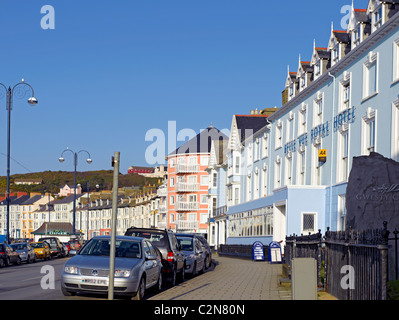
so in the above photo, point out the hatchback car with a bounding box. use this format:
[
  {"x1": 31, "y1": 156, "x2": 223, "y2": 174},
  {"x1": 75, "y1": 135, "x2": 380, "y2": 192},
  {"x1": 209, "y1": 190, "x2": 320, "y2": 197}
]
[
  {"x1": 31, "y1": 242, "x2": 51, "y2": 260},
  {"x1": 176, "y1": 233, "x2": 212, "y2": 269},
  {"x1": 10, "y1": 242, "x2": 36, "y2": 264},
  {"x1": 38, "y1": 237, "x2": 64, "y2": 258},
  {"x1": 125, "y1": 228, "x2": 186, "y2": 286},
  {"x1": 177, "y1": 236, "x2": 206, "y2": 277},
  {"x1": 61, "y1": 236, "x2": 162, "y2": 300},
  {"x1": 0, "y1": 243, "x2": 21, "y2": 266}
]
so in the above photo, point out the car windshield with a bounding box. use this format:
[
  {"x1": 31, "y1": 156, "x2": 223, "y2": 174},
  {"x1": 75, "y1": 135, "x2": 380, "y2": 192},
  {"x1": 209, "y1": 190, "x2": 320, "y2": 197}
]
[
  {"x1": 79, "y1": 239, "x2": 142, "y2": 259},
  {"x1": 11, "y1": 244, "x2": 27, "y2": 250},
  {"x1": 177, "y1": 237, "x2": 194, "y2": 251},
  {"x1": 128, "y1": 231, "x2": 167, "y2": 249},
  {"x1": 31, "y1": 243, "x2": 45, "y2": 249}
]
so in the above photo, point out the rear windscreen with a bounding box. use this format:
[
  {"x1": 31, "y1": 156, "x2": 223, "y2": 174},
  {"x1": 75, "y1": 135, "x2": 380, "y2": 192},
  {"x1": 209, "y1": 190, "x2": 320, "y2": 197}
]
[{"x1": 127, "y1": 231, "x2": 167, "y2": 249}]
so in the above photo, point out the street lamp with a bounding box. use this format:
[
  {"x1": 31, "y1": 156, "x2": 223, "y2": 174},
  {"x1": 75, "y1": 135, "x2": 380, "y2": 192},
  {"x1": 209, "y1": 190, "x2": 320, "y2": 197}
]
[
  {"x1": 0, "y1": 80, "x2": 38, "y2": 244},
  {"x1": 58, "y1": 148, "x2": 92, "y2": 237}
]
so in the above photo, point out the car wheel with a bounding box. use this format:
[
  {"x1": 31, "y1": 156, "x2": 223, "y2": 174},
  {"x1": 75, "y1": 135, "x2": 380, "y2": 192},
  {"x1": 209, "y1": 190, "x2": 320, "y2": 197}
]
[
  {"x1": 205, "y1": 255, "x2": 210, "y2": 269},
  {"x1": 133, "y1": 277, "x2": 146, "y2": 300},
  {"x1": 5, "y1": 257, "x2": 10, "y2": 267},
  {"x1": 200, "y1": 260, "x2": 206, "y2": 274},
  {"x1": 179, "y1": 265, "x2": 185, "y2": 283},
  {"x1": 192, "y1": 262, "x2": 198, "y2": 277},
  {"x1": 0, "y1": 258, "x2": 4, "y2": 268},
  {"x1": 170, "y1": 267, "x2": 177, "y2": 287},
  {"x1": 16, "y1": 257, "x2": 21, "y2": 265}
]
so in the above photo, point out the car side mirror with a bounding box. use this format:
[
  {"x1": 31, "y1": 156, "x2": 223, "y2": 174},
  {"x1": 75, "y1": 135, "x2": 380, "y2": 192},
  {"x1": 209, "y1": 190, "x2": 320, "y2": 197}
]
[
  {"x1": 146, "y1": 254, "x2": 157, "y2": 261},
  {"x1": 178, "y1": 244, "x2": 182, "y2": 251},
  {"x1": 69, "y1": 250, "x2": 77, "y2": 256}
]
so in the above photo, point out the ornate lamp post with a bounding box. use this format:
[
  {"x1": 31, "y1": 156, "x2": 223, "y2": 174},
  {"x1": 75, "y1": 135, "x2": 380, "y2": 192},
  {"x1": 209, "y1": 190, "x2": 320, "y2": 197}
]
[
  {"x1": 59, "y1": 148, "x2": 92, "y2": 237},
  {"x1": 0, "y1": 80, "x2": 38, "y2": 243}
]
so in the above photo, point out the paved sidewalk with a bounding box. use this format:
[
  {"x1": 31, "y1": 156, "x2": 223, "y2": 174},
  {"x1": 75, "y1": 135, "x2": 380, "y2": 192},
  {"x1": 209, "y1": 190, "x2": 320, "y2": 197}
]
[{"x1": 149, "y1": 255, "x2": 291, "y2": 300}]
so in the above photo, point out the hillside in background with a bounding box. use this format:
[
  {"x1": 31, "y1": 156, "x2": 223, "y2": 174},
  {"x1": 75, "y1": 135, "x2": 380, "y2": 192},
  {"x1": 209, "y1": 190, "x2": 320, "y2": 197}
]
[{"x1": 0, "y1": 171, "x2": 162, "y2": 195}]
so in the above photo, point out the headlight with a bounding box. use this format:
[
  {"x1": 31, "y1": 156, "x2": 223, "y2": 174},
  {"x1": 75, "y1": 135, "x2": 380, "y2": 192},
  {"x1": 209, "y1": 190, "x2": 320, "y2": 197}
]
[
  {"x1": 187, "y1": 254, "x2": 194, "y2": 260},
  {"x1": 64, "y1": 266, "x2": 79, "y2": 274},
  {"x1": 115, "y1": 269, "x2": 131, "y2": 278}
]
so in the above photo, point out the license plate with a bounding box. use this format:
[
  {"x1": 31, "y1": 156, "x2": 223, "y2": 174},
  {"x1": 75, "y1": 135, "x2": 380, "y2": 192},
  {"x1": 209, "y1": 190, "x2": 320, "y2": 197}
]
[{"x1": 82, "y1": 278, "x2": 108, "y2": 285}]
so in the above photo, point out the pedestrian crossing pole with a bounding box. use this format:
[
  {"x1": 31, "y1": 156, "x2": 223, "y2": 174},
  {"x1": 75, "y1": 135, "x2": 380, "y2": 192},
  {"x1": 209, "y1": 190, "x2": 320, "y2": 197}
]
[{"x1": 108, "y1": 152, "x2": 120, "y2": 300}]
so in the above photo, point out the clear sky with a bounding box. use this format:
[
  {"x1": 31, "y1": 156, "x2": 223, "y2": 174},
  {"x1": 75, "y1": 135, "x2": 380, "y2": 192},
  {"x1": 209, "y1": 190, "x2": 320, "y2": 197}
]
[{"x1": 0, "y1": 0, "x2": 369, "y2": 175}]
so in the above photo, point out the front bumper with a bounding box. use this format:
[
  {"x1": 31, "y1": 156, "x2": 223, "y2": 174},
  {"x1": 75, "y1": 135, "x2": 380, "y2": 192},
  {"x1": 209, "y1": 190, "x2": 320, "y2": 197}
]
[{"x1": 61, "y1": 273, "x2": 140, "y2": 296}]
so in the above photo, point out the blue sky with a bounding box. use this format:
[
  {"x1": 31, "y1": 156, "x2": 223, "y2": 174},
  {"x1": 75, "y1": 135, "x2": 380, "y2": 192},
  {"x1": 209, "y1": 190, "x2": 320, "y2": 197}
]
[{"x1": 0, "y1": 0, "x2": 369, "y2": 175}]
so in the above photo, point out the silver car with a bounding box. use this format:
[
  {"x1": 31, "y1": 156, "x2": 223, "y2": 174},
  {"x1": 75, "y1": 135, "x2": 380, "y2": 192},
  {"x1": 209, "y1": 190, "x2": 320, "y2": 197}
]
[
  {"x1": 10, "y1": 242, "x2": 36, "y2": 264},
  {"x1": 177, "y1": 236, "x2": 206, "y2": 277},
  {"x1": 61, "y1": 236, "x2": 162, "y2": 299}
]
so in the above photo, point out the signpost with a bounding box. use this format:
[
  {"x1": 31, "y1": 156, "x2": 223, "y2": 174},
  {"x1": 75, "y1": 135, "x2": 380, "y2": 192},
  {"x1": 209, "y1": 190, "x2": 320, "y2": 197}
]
[
  {"x1": 268, "y1": 241, "x2": 282, "y2": 264},
  {"x1": 252, "y1": 241, "x2": 265, "y2": 261}
]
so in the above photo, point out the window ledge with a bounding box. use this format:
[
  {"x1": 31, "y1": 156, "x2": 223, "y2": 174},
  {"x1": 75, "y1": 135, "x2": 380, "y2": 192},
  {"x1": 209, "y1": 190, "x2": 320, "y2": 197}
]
[
  {"x1": 391, "y1": 78, "x2": 399, "y2": 87},
  {"x1": 361, "y1": 92, "x2": 378, "y2": 103}
]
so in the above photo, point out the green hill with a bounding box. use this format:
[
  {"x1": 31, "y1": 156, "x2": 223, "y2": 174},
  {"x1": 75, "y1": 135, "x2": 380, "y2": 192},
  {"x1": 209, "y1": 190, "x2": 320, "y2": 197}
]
[{"x1": 0, "y1": 171, "x2": 162, "y2": 194}]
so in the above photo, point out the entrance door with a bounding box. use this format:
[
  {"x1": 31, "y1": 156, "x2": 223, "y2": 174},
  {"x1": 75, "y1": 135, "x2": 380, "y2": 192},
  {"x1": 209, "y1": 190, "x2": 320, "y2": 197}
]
[{"x1": 274, "y1": 202, "x2": 287, "y2": 247}]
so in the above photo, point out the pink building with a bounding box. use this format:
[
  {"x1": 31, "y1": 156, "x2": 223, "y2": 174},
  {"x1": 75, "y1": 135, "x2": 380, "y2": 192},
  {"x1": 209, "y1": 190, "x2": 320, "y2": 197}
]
[
  {"x1": 58, "y1": 184, "x2": 82, "y2": 197},
  {"x1": 166, "y1": 126, "x2": 228, "y2": 236}
]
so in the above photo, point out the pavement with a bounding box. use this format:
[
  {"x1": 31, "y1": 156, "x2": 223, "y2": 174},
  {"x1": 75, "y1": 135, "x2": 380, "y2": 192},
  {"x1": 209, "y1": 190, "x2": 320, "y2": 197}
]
[{"x1": 149, "y1": 255, "x2": 292, "y2": 300}]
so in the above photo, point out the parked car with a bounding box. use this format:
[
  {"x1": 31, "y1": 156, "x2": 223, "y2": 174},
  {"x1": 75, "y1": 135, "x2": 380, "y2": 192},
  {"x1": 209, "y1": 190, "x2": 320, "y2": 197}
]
[
  {"x1": 0, "y1": 243, "x2": 21, "y2": 266},
  {"x1": 62, "y1": 243, "x2": 69, "y2": 257},
  {"x1": 125, "y1": 227, "x2": 186, "y2": 286},
  {"x1": 10, "y1": 242, "x2": 36, "y2": 264},
  {"x1": 176, "y1": 235, "x2": 206, "y2": 277},
  {"x1": 30, "y1": 242, "x2": 51, "y2": 260},
  {"x1": 68, "y1": 239, "x2": 81, "y2": 251},
  {"x1": 38, "y1": 237, "x2": 64, "y2": 258},
  {"x1": 61, "y1": 236, "x2": 163, "y2": 300},
  {"x1": 176, "y1": 233, "x2": 212, "y2": 269}
]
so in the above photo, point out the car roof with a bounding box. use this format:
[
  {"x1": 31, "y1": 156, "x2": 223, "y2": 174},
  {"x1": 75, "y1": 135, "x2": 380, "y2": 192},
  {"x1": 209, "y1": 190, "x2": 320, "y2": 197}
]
[
  {"x1": 126, "y1": 227, "x2": 170, "y2": 234},
  {"x1": 92, "y1": 235, "x2": 143, "y2": 242}
]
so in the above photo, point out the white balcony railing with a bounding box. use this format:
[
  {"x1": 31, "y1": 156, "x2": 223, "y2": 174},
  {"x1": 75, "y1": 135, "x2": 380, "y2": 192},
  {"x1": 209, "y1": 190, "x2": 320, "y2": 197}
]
[
  {"x1": 176, "y1": 183, "x2": 199, "y2": 193},
  {"x1": 158, "y1": 204, "x2": 167, "y2": 213},
  {"x1": 176, "y1": 164, "x2": 200, "y2": 174},
  {"x1": 176, "y1": 220, "x2": 199, "y2": 231},
  {"x1": 175, "y1": 201, "x2": 199, "y2": 212}
]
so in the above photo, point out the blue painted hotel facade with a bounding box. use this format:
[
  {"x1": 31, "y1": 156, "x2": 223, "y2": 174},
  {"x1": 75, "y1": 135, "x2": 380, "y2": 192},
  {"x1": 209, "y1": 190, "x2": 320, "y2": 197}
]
[{"x1": 209, "y1": 1, "x2": 399, "y2": 248}]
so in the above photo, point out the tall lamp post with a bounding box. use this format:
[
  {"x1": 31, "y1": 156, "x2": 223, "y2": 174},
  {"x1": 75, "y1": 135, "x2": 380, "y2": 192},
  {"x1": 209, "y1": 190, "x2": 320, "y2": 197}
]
[
  {"x1": 0, "y1": 80, "x2": 38, "y2": 244},
  {"x1": 59, "y1": 148, "x2": 92, "y2": 237}
]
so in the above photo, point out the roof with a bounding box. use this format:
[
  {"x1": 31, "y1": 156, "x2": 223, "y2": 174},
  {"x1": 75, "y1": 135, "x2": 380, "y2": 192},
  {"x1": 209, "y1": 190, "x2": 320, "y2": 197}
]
[
  {"x1": 52, "y1": 194, "x2": 83, "y2": 205},
  {"x1": 168, "y1": 126, "x2": 228, "y2": 156},
  {"x1": 333, "y1": 30, "x2": 351, "y2": 43},
  {"x1": 32, "y1": 222, "x2": 83, "y2": 236},
  {"x1": 21, "y1": 195, "x2": 44, "y2": 205},
  {"x1": 235, "y1": 115, "x2": 270, "y2": 142},
  {"x1": 354, "y1": 9, "x2": 371, "y2": 24}
]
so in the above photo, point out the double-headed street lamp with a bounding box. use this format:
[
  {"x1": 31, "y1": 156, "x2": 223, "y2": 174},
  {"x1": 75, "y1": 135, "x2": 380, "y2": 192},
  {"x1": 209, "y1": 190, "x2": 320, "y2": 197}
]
[
  {"x1": 59, "y1": 148, "x2": 92, "y2": 237},
  {"x1": 0, "y1": 80, "x2": 38, "y2": 244}
]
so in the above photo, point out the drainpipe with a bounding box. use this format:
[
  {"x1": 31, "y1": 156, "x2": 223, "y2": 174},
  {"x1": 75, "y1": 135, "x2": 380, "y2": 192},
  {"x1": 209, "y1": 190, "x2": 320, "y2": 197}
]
[{"x1": 328, "y1": 72, "x2": 336, "y2": 231}]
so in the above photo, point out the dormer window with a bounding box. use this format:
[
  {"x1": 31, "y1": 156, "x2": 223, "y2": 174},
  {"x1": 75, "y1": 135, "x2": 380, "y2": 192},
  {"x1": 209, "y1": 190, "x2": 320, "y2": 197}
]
[
  {"x1": 300, "y1": 74, "x2": 306, "y2": 89},
  {"x1": 332, "y1": 44, "x2": 339, "y2": 63},
  {"x1": 314, "y1": 60, "x2": 321, "y2": 77},
  {"x1": 353, "y1": 25, "x2": 361, "y2": 47},
  {"x1": 373, "y1": 5, "x2": 383, "y2": 31}
]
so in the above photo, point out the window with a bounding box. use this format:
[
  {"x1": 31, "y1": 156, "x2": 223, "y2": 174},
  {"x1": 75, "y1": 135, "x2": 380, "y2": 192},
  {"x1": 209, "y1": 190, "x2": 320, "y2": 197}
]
[
  {"x1": 200, "y1": 175, "x2": 208, "y2": 186},
  {"x1": 338, "y1": 195, "x2": 347, "y2": 231},
  {"x1": 302, "y1": 213, "x2": 317, "y2": 234},
  {"x1": 275, "y1": 121, "x2": 283, "y2": 149},
  {"x1": 262, "y1": 133, "x2": 269, "y2": 158},
  {"x1": 362, "y1": 108, "x2": 376, "y2": 155},
  {"x1": 363, "y1": 52, "x2": 378, "y2": 99},
  {"x1": 200, "y1": 195, "x2": 208, "y2": 204},
  {"x1": 285, "y1": 157, "x2": 292, "y2": 186},
  {"x1": 254, "y1": 139, "x2": 260, "y2": 161},
  {"x1": 298, "y1": 105, "x2": 307, "y2": 135},
  {"x1": 234, "y1": 155, "x2": 240, "y2": 175},
  {"x1": 340, "y1": 74, "x2": 351, "y2": 112},
  {"x1": 373, "y1": 5, "x2": 383, "y2": 32},
  {"x1": 170, "y1": 196, "x2": 175, "y2": 205},
  {"x1": 312, "y1": 144, "x2": 322, "y2": 185},
  {"x1": 298, "y1": 150, "x2": 306, "y2": 185},
  {"x1": 261, "y1": 166, "x2": 267, "y2": 197},
  {"x1": 338, "y1": 130, "x2": 349, "y2": 182},
  {"x1": 353, "y1": 25, "x2": 361, "y2": 48},
  {"x1": 314, "y1": 59, "x2": 321, "y2": 77},
  {"x1": 314, "y1": 93, "x2": 323, "y2": 127},
  {"x1": 300, "y1": 74, "x2": 306, "y2": 90},
  {"x1": 253, "y1": 169, "x2": 260, "y2": 200},
  {"x1": 332, "y1": 44, "x2": 339, "y2": 64},
  {"x1": 170, "y1": 177, "x2": 175, "y2": 187},
  {"x1": 274, "y1": 158, "x2": 281, "y2": 189},
  {"x1": 247, "y1": 173, "x2": 252, "y2": 202},
  {"x1": 213, "y1": 172, "x2": 217, "y2": 188},
  {"x1": 234, "y1": 187, "x2": 240, "y2": 205},
  {"x1": 393, "y1": 38, "x2": 399, "y2": 82},
  {"x1": 170, "y1": 159, "x2": 175, "y2": 168}
]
